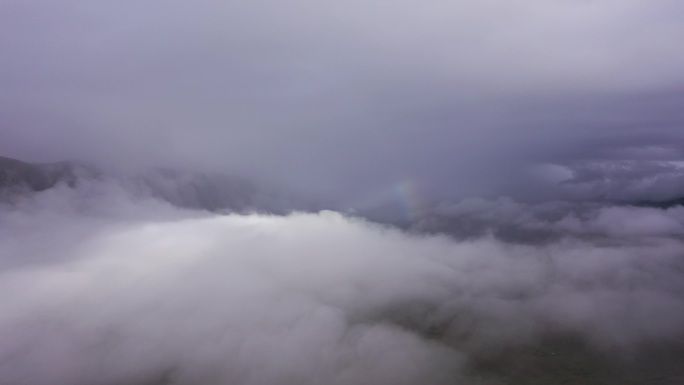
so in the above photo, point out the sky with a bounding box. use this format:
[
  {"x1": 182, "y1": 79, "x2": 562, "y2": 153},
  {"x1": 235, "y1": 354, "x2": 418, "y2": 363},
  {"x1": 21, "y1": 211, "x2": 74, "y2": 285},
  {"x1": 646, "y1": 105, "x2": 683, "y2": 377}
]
[{"x1": 2, "y1": 0, "x2": 684, "y2": 205}]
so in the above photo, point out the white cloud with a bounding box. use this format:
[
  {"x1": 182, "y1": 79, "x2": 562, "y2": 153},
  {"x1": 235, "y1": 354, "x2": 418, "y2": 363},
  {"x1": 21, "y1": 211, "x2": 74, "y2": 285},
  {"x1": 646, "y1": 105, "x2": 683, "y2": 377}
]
[{"x1": 1, "y1": 189, "x2": 684, "y2": 384}]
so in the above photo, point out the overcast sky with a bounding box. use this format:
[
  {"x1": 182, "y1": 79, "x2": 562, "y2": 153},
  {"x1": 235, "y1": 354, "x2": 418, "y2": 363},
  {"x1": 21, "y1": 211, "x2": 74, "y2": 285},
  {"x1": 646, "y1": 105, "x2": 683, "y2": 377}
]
[{"x1": 2, "y1": 0, "x2": 684, "y2": 204}]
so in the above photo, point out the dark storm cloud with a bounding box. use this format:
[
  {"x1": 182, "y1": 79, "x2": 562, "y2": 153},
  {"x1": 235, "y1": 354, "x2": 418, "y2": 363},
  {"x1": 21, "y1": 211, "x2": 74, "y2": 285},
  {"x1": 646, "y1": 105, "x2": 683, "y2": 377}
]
[{"x1": 2, "y1": 0, "x2": 684, "y2": 203}]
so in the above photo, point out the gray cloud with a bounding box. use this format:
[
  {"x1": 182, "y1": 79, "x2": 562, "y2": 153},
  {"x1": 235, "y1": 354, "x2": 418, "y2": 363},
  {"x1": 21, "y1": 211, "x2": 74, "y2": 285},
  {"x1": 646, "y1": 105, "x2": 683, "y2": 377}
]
[
  {"x1": 2, "y1": 1, "x2": 684, "y2": 204},
  {"x1": 419, "y1": 197, "x2": 684, "y2": 244}
]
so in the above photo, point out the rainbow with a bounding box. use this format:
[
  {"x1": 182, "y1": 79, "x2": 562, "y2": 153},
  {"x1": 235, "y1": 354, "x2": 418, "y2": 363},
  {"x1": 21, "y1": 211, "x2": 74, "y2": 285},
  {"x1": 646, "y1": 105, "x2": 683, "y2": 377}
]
[
  {"x1": 346, "y1": 179, "x2": 428, "y2": 222},
  {"x1": 391, "y1": 179, "x2": 427, "y2": 221}
]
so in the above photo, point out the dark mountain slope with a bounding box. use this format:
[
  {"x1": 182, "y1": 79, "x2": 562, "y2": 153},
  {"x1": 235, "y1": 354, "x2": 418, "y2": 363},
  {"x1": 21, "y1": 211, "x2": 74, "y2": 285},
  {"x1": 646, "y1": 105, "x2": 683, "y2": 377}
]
[{"x1": 0, "y1": 156, "x2": 306, "y2": 213}]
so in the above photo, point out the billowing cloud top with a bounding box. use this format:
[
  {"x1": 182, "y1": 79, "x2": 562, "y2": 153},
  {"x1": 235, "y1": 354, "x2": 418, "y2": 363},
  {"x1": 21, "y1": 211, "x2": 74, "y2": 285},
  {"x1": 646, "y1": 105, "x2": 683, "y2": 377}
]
[{"x1": 2, "y1": 185, "x2": 684, "y2": 384}]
